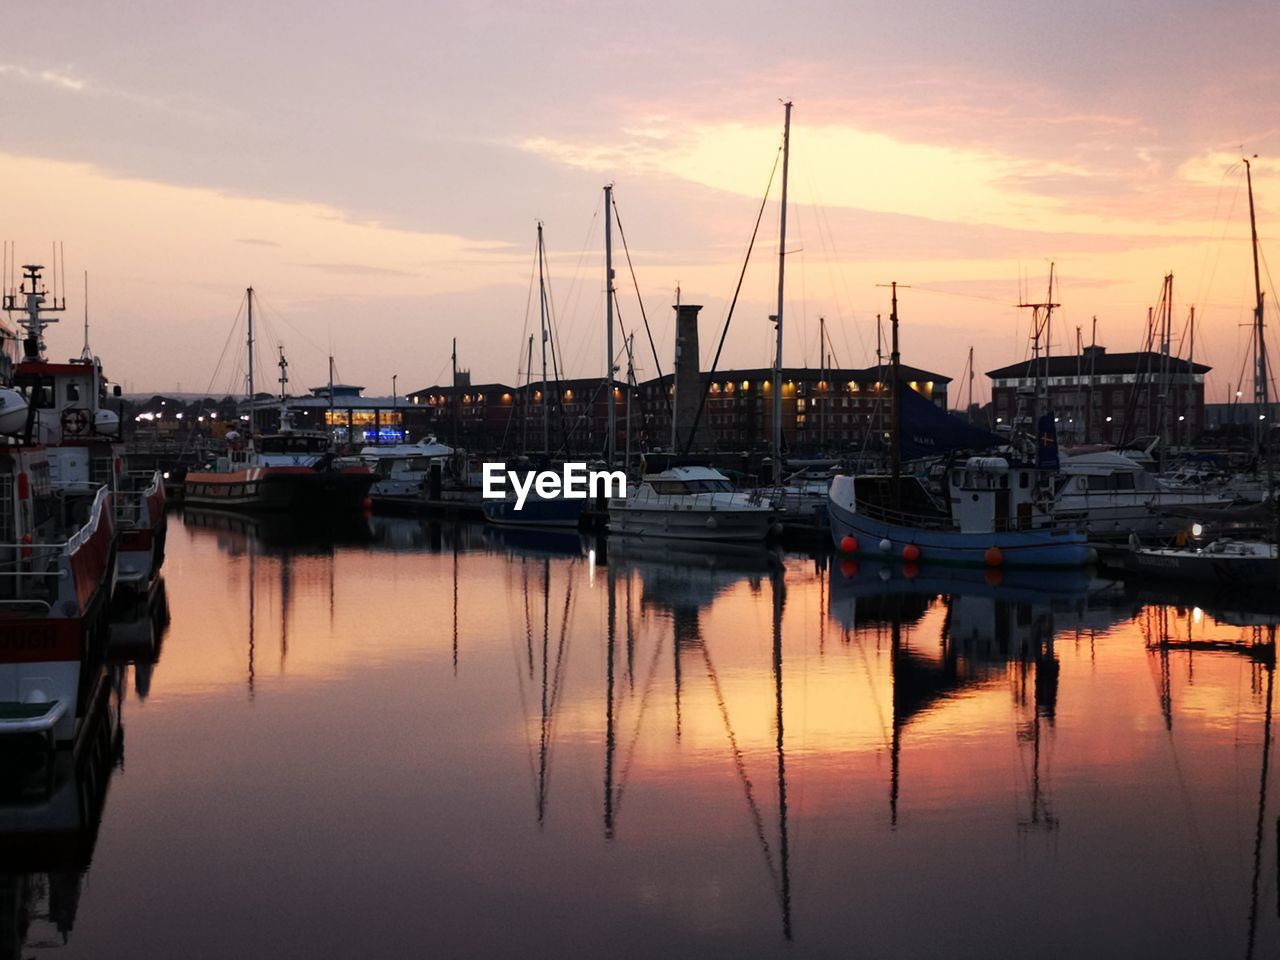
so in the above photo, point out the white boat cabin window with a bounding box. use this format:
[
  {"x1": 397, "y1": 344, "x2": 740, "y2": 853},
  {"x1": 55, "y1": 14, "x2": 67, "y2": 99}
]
[
  {"x1": 1019, "y1": 471, "x2": 1029, "y2": 488},
  {"x1": 1085, "y1": 473, "x2": 1136, "y2": 491},
  {"x1": 408, "y1": 457, "x2": 438, "y2": 471},
  {"x1": 649, "y1": 478, "x2": 734, "y2": 495}
]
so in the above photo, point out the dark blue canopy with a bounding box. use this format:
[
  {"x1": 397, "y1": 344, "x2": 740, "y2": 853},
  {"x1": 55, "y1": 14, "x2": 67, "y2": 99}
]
[{"x1": 898, "y1": 383, "x2": 1002, "y2": 459}]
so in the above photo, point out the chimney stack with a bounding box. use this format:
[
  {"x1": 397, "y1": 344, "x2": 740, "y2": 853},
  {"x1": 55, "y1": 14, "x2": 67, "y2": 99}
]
[{"x1": 673, "y1": 303, "x2": 711, "y2": 452}]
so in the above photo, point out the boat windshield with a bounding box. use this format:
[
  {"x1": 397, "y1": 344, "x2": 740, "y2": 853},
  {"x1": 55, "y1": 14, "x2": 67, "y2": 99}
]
[{"x1": 258, "y1": 435, "x2": 330, "y2": 455}]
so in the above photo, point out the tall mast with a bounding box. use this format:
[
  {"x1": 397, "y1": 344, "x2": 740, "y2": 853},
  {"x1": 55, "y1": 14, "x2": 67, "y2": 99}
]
[
  {"x1": 524, "y1": 334, "x2": 533, "y2": 454},
  {"x1": 819, "y1": 315, "x2": 827, "y2": 448},
  {"x1": 604, "y1": 184, "x2": 617, "y2": 466},
  {"x1": 889, "y1": 282, "x2": 901, "y2": 493},
  {"x1": 967, "y1": 345, "x2": 975, "y2": 418},
  {"x1": 247, "y1": 286, "x2": 255, "y2": 434},
  {"x1": 625, "y1": 332, "x2": 635, "y2": 472},
  {"x1": 1187, "y1": 305, "x2": 1195, "y2": 447},
  {"x1": 1245, "y1": 158, "x2": 1268, "y2": 414},
  {"x1": 452, "y1": 337, "x2": 459, "y2": 449},
  {"x1": 538, "y1": 222, "x2": 549, "y2": 455},
  {"x1": 773, "y1": 100, "x2": 793, "y2": 480}
]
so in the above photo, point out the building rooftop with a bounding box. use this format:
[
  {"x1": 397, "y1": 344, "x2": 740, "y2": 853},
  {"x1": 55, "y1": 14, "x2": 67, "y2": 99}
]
[{"x1": 987, "y1": 347, "x2": 1210, "y2": 379}]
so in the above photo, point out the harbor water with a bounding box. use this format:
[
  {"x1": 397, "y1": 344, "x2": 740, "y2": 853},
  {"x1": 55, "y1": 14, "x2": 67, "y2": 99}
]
[{"x1": 7, "y1": 509, "x2": 1280, "y2": 958}]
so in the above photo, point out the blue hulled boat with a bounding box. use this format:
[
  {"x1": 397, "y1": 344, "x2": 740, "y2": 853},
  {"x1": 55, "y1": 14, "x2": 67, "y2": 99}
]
[
  {"x1": 480, "y1": 491, "x2": 585, "y2": 529},
  {"x1": 829, "y1": 471, "x2": 1090, "y2": 568}
]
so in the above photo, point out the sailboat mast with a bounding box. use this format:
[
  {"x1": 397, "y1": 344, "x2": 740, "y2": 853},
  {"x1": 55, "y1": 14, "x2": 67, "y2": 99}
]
[
  {"x1": 967, "y1": 345, "x2": 975, "y2": 418},
  {"x1": 538, "y1": 222, "x2": 549, "y2": 455},
  {"x1": 1187, "y1": 305, "x2": 1195, "y2": 447},
  {"x1": 819, "y1": 316, "x2": 827, "y2": 448},
  {"x1": 524, "y1": 334, "x2": 533, "y2": 454},
  {"x1": 247, "y1": 286, "x2": 255, "y2": 434},
  {"x1": 1245, "y1": 158, "x2": 1268, "y2": 411},
  {"x1": 889, "y1": 282, "x2": 901, "y2": 490},
  {"x1": 773, "y1": 100, "x2": 792, "y2": 480},
  {"x1": 625, "y1": 332, "x2": 635, "y2": 473},
  {"x1": 604, "y1": 184, "x2": 617, "y2": 466}
]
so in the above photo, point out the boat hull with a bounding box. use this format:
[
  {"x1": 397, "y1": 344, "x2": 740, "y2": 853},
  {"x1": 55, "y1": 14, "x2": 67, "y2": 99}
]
[
  {"x1": 607, "y1": 503, "x2": 777, "y2": 542},
  {"x1": 114, "y1": 472, "x2": 168, "y2": 598},
  {"x1": 828, "y1": 492, "x2": 1090, "y2": 568},
  {"x1": 184, "y1": 467, "x2": 375, "y2": 513},
  {"x1": 1124, "y1": 549, "x2": 1279, "y2": 586},
  {"x1": 481, "y1": 497, "x2": 585, "y2": 529}
]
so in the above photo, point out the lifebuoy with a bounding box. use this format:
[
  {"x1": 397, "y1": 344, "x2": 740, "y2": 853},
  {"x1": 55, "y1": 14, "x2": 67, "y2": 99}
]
[{"x1": 61, "y1": 407, "x2": 91, "y2": 437}]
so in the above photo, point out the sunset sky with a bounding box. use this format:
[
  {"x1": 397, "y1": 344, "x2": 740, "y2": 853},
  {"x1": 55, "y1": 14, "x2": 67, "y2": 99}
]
[{"x1": 3, "y1": 0, "x2": 1279, "y2": 403}]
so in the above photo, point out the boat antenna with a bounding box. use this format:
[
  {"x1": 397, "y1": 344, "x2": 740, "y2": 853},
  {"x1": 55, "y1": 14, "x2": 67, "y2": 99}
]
[
  {"x1": 4, "y1": 262, "x2": 66, "y2": 361},
  {"x1": 328, "y1": 354, "x2": 335, "y2": 440},
  {"x1": 1016, "y1": 263, "x2": 1059, "y2": 441},
  {"x1": 277, "y1": 344, "x2": 292, "y2": 432},
  {"x1": 81, "y1": 270, "x2": 92, "y2": 360}
]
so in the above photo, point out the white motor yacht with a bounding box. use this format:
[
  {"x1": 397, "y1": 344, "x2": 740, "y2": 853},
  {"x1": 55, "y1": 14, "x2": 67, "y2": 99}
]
[
  {"x1": 607, "y1": 465, "x2": 779, "y2": 542},
  {"x1": 1053, "y1": 449, "x2": 1233, "y2": 539},
  {"x1": 359, "y1": 436, "x2": 454, "y2": 508}
]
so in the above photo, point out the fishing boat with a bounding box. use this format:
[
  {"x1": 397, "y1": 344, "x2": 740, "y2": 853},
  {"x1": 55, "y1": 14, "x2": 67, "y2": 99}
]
[
  {"x1": 0, "y1": 443, "x2": 116, "y2": 747},
  {"x1": 184, "y1": 421, "x2": 375, "y2": 511},
  {"x1": 5, "y1": 262, "x2": 166, "y2": 597},
  {"x1": 829, "y1": 462, "x2": 1091, "y2": 568},
  {"x1": 359, "y1": 436, "x2": 453, "y2": 509},
  {"x1": 607, "y1": 463, "x2": 779, "y2": 542},
  {"x1": 829, "y1": 287, "x2": 1090, "y2": 568},
  {"x1": 183, "y1": 292, "x2": 374, "y2": 513}
]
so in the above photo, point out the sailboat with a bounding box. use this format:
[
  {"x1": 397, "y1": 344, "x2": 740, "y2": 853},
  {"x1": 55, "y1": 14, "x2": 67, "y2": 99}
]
[
  {"x1": 1121, "y1": 157, "x2": 1277, "y2": 573},
  {"x1": 827, "y1": 285, "x2": 1091, "y2": 568},
  {"x1": 183, "y1": 289, "x2": 375, "y2": 512},
  {"x1": 481, "y1": 216, "x2": 601, "y2": 530}
]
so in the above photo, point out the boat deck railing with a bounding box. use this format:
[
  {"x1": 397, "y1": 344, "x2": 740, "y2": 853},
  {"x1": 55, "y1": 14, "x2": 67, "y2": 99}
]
[
  {"x1": 854, "y1": 498, "x2": 958, "y2": 531},
  {"x1": 627, "y1": 490, "x2": 777, "y2": 511},
  {"x1": 0, "y1": 541, "x2": 70, "y2": 603}
]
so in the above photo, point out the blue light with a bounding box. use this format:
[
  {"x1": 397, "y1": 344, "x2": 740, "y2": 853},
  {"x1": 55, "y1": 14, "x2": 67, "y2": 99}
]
[{"x1": 362, "y1": 427, "x2": 405, "y2": 443}]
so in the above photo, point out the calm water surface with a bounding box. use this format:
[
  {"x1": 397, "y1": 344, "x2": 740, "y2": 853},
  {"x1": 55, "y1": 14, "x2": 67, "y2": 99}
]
[{"x1": 6, "y1": 510, "x2": 1280, "y2": 958}]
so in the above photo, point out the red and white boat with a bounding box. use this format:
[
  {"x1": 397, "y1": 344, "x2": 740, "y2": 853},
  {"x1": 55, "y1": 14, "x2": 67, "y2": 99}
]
[
  {"x1": 0, "y1": 442, "x2": 116, "y2": 746},
  {"x1": 183, "y1": 291, "x2": 374, "y2": 512},
  {"x1": 5, "y1": 263, "x2": 166, "y2": 597}
]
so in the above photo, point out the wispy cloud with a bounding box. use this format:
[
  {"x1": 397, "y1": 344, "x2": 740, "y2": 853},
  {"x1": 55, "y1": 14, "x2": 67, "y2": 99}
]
[
  {"x1": 0, "y1": 63, "x2": 88, "y2": 93},
  {"x1": 300, "y1": 262, "x2": 421, "y2": 278}
]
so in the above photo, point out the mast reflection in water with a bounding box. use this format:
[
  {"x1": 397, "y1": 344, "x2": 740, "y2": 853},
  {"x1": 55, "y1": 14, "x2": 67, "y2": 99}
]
[{"x1": 2, "y1": 512, "x2": 1278, "y2": 958}]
